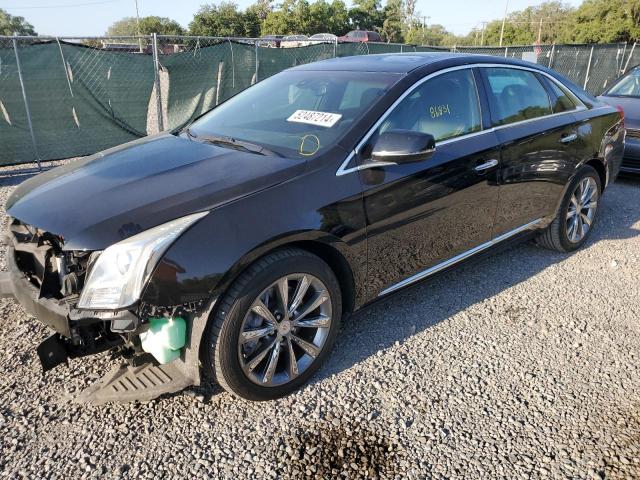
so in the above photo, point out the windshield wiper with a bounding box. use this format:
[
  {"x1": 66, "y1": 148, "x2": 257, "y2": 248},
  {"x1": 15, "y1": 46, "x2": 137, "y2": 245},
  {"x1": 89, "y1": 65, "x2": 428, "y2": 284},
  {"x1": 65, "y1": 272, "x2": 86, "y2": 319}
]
[{"x1": 184, "y1": 128, "x2": 280, "y2": 157}]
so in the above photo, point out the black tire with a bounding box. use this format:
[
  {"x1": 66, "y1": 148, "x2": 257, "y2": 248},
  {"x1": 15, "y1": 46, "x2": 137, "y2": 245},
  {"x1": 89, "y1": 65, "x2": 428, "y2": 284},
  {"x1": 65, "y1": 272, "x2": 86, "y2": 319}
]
[
  {"x1": 202, "y1": 248, "x2": 342, "y2": 401},
  {"x1": 537, "y1": 165, "x2": 602, "y2": 252}
]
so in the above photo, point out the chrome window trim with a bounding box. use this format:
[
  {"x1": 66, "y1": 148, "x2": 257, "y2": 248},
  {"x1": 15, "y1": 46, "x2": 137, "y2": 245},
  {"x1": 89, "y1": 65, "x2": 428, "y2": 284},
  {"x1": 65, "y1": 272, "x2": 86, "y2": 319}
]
[
  {"x1": 336, "y1": 62, "x2": 591, "y2": 177},
  {"x1": 378, "y1": 218, "x2": 543, "y2": 296}
]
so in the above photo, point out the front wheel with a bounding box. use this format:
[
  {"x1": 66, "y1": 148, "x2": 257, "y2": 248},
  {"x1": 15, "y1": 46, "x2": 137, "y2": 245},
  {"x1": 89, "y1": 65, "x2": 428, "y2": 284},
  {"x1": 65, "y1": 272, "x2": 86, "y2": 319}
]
[
  {"x1": 202, "y1": 248, "x2": 342, "y2": 401},
  {"x1": 537, "y1": 165, "x2": 602, "y2": 252}
]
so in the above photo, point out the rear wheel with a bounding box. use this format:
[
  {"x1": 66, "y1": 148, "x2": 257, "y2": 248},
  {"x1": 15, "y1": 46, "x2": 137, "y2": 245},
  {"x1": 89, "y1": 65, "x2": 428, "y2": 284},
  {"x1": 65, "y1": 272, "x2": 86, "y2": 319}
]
[
  {"x1": 202, "y1": 248, "x2": 341, "y2": 401},
  {"x1": 537, "y1": 165, "x2": 601, "y2": 252}
]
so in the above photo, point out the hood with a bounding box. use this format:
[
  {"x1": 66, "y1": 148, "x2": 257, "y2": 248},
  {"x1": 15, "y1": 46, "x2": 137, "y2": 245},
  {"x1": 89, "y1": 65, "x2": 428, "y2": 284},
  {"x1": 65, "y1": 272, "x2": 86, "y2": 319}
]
[
  {"x1": 598, "y1": 95, "x2": 640, "y2": 130},
  {"x1": 7, "y1": 133, "x2": 306, "y2": 250}
]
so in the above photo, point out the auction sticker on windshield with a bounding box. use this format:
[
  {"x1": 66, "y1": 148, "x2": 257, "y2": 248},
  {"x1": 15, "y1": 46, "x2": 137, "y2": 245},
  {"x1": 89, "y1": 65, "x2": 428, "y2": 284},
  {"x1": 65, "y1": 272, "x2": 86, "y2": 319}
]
[{"x1": 287, "y1": 110, "x2": 342, "y2": 128}]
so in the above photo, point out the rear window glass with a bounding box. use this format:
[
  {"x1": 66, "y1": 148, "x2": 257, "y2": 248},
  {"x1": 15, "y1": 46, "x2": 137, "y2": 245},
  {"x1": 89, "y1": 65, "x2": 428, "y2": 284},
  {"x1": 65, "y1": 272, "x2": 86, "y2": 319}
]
[
  {"x1": 485, "y1": 68, "x2": 552, "y2": 126},
  {"x1": 541, "y1": 76, "x2": 577, "y2": 113}
]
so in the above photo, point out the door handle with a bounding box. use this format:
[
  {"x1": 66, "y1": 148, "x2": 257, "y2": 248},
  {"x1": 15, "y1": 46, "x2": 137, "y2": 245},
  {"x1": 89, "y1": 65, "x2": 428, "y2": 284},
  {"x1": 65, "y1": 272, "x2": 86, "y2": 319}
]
[
  {"x1": 474, "y1": 159, "x2": 499, "y2": 172},
  {"x1": 560, "y1": 133, "x2": 578, "y2": 144}
]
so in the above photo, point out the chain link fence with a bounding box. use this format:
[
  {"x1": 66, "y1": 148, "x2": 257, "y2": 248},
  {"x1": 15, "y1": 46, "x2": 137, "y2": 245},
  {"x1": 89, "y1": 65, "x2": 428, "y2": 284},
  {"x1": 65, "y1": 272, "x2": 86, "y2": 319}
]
[{"x1": 0, "y1": 35, "x2": 637, "y2": 166}]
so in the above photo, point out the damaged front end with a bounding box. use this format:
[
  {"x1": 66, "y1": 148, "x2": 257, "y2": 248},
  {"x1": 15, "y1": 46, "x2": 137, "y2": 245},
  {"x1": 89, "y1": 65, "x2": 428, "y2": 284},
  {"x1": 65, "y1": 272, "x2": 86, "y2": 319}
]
[{"x1": 2, "y1": 215, "x2": 213, "y2": 404}]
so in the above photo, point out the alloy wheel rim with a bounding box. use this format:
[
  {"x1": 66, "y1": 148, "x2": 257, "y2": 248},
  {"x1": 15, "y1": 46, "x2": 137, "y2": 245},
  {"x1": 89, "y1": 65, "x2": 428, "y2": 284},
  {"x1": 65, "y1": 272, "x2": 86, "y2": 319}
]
[
  {"x1": 238, "y1": 274, "x2": 332, "y2": 386},
  {"x1": 566, "y1": 177, "x2": 598, "y2": 243}
]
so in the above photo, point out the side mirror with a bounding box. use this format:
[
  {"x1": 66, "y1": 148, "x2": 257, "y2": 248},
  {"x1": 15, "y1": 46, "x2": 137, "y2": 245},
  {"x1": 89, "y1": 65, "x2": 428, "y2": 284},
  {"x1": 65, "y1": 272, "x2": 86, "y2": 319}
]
[{"x1": 370, "y1": 130, "x2": 436, "y2": 164}]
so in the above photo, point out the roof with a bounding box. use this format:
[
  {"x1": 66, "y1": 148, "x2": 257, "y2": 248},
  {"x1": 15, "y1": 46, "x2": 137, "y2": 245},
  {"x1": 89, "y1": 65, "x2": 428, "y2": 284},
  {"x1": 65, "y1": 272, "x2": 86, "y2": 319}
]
[
  {"x1": 290, "y1": 52, "x2": 549, "y2": 74},
  {"x1": 291, "y1": 52, "x2": 473, "y2": 73}
]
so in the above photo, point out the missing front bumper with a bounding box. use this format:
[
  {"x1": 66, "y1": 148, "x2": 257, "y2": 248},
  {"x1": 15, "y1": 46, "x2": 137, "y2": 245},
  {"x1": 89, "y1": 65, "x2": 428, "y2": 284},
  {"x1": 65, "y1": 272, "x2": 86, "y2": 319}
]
[{"x1": 3, "y1": 249, "x2": 72, "y2": 337}]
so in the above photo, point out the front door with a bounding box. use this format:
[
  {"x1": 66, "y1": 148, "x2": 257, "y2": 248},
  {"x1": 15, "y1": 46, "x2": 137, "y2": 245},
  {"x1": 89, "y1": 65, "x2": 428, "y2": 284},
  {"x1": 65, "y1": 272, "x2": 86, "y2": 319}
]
[{"x1": 358, "y1": 68, "x2": 501, "y2": 297}]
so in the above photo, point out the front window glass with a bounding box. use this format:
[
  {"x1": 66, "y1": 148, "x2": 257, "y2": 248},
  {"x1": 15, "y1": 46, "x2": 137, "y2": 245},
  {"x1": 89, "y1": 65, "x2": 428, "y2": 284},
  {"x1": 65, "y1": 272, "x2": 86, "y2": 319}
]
[
  {"x1": 377, "y1": 69, "x2": 482, "y2": 142},
  {"x1": 605, "y1": 69, "x2": 640, "y2": 97},
  {"x1": 485, "y1": 68, "x2": 552, "y2": 125},
  {"x1": 188, "y1": 70, "x2": 400, "y2": 158}
]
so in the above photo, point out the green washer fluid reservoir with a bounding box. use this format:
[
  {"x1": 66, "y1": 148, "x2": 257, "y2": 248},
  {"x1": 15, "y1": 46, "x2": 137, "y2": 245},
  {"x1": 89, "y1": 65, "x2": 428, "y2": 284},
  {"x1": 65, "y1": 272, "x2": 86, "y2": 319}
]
[{"x1": 140, "y1": 317, "x2": 187, "y2": 364}]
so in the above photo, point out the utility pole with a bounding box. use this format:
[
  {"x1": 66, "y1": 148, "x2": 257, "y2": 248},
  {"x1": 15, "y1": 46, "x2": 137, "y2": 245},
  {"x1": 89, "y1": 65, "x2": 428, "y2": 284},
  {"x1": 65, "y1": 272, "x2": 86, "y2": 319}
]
[
  {"x1": 480, "y1": 21, "x2": 487, "y2": 46},
  {"x1": 499, "y1": 0, "x2": 509, "y2": 47},
  {"x1": 134, "y1": 0, "x2": 143, "y2": 53},
  {"x1": 537, "y1": 17, "x2": 543, "y2": 44},
  {"x1": 422, "y1": 16, "x2": 430, "y2": 44}
]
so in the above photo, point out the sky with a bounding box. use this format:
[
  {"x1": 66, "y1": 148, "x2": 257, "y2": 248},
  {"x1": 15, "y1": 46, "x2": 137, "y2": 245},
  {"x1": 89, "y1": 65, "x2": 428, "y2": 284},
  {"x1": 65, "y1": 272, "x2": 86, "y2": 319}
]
[{"x1": 3, "y1": 0, "x2": 584, "y2": 37}]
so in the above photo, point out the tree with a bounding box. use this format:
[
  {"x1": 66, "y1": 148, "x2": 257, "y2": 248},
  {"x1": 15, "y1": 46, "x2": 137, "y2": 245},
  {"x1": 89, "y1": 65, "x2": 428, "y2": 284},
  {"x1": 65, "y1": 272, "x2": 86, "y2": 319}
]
[
  {"x1": 480, "y1": 1, "x2": 575, "y2": 46},
  {"x1": 244, "y1": 0, "x2": 273, "y2": 37},
  {"x1": 189, "y1": 2, "x2": 246, "y2": 37},
  {"x1": 106, "y1": 16, "x2": 185, "y2": 36},
  {"x1": 308, "y1": 0, "x2": 349, "y2": 35},
  {"x1": 405, "y1": 23, "x2": 460, "y2": 46},
  {"x1": 262, "y1": 0, "x2": 298, "y2": 34},
  {"x1": 568, "y1": 0, "x2": 640, "y2": 43},
  {"x1": 261, "y1": 0, "x2": 349, "y2": 35},
  {"x1": 0, "y1": 9, "x2": 36, "y2": 35},
  {"x1": 348, "y1": 0, "x2": 383, "y2": 31},
  {"x1": 382, "y1": 0, "x2": 404, "y2": 42}
]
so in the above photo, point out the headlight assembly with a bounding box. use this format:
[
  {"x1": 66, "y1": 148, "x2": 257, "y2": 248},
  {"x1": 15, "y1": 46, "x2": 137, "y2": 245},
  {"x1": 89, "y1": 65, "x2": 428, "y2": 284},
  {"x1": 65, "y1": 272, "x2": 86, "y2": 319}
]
[{"x1": 77, "y1": 212, "x2": 208, "y2": 310}]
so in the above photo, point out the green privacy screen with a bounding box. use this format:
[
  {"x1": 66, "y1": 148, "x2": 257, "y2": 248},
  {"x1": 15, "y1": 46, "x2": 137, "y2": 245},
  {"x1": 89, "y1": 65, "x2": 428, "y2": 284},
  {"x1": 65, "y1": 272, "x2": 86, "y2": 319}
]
[
  {"x1": 0, "y1": 38, "x2": 632, "y2": 165},
  {"x1": 0, "y1": 40, "x2": 153, "y2": 165}
]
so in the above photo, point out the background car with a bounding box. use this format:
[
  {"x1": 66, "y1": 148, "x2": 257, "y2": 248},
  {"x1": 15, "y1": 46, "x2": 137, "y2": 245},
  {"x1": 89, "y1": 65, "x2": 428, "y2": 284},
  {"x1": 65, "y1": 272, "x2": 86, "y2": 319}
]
[
  {"x1": 281, "y1": 34, "x2": 311, "y2": 47},
  {"x1": 259, "y1": 35, "x2": 284, "y2": 48},
  {"x1": 309, "y1": 33, "x2": 337, "y2": 42},
  {"x1": 338, "y1": 30, "x2": 382, "y2": 42},
  {"x1": 598, "y1": 65, "x2": 640, "y2": 173}
]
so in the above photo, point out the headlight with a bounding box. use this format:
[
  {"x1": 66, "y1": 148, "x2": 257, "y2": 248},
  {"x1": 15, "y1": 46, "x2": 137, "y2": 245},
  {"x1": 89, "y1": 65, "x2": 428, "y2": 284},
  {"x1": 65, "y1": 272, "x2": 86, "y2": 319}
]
[{"x1": 77, "y1": 212, "x2": 208, "y2": 310}]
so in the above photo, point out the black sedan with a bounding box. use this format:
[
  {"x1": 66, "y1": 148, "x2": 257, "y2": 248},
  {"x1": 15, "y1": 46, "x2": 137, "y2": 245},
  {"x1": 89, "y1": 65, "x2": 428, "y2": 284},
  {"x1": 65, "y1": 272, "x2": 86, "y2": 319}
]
[
  {"x1": 2, "y1": 53, "x2": 624, "y2": 402},
  {"x1": 598, "y1": 65, "x2": 640, "y2": 173}
]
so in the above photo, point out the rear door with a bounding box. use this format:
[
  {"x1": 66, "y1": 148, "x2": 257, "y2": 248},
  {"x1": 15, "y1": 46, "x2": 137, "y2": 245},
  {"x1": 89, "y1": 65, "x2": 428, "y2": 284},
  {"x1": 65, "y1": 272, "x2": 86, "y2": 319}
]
[
  {"x1": 480, "y1": 66, "x2": 581, "y2": 236},
  {"x1": 358, "y1": 67, "x2": 501, "y2": 296}
]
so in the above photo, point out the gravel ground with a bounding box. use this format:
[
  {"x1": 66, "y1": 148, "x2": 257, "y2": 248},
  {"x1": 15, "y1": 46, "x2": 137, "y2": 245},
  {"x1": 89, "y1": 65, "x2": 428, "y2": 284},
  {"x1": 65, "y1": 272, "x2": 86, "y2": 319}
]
[{"x1": 0, "y1": 162, "x2": 639, "y2": 479}]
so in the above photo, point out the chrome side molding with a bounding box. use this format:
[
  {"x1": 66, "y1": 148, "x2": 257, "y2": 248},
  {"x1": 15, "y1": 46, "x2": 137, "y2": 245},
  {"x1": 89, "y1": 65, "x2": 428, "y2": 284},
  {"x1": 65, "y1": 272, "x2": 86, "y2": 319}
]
[
  {"x1": 378, "y1": 218, "x2": 543, "y2": 296},
  {"x1": 560, "y1": 133, "x2": 579, "y2": 144},
  {"x1": 474, "y1": 159, "x2": 499, "y2": 172}
]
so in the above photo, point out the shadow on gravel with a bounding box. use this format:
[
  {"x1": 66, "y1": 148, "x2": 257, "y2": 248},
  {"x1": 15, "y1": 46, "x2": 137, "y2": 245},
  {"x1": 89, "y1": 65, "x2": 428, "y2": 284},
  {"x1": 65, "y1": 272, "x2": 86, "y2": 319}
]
[{"x1": 315, "y1": 177, "x2": 640, "y2": 383}]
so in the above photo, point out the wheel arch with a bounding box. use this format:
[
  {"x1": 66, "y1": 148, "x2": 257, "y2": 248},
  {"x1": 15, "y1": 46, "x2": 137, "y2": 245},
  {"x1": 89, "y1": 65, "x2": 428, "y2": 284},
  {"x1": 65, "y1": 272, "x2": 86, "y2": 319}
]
[
  {"x1": 213, "y1": 235, "x2": 358, "y2": 318},
  {"x1": 194, "y1": 234, "x2": 358, "y2": 382},
  {"x1": 585, "y1": 157, "x2": 607, "y2": 192}
]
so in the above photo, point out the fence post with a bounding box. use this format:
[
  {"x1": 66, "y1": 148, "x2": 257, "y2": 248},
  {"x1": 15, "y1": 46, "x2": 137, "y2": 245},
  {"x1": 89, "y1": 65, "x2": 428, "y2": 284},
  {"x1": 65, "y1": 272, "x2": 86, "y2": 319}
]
[
  {"x1": 227, "y1": 38, "x2": 235, "y2": 89},
  {"x1": 623, "y1": 42, "x2": 636, "y2": 74},
  {"x1": 12, "y1": 34, "x2": 41, "y2": 169},
  {"x1": 583, "y1": 44, "x2": 594, "y2": 90},
  {"x1": 333, "y1": 37, "x2": 337, "y2": 57},
  {"x1": 254, "y1": 40, "x2": 259, "y2": 82},
  {"x1": 152, "y1": 33, "x2": 164, "y2": 133},
  {"x1": 504, "y1": 46, "x2": 508, "y2": 58},
  {"x1": 548, "y1": 44, "x2": 556, "y2": 68}
]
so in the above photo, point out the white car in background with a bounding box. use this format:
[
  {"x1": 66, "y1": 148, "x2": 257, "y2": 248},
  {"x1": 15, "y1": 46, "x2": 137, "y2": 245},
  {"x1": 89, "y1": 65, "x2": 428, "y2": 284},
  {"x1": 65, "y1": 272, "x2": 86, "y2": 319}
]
[
  {"x1": 309, "y1": 33, "x2": 337, "y2": 42},
  {"x1": 281, "y1": 35, "x2": 311, "y2": 48}
]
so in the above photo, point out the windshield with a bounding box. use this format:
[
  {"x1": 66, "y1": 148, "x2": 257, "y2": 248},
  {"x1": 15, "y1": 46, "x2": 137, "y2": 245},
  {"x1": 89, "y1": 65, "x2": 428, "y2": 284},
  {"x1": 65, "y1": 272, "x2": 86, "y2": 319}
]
[
  {"x1": 187, "y1": 70, "x2": 401, "y2": 158},
  {"x1": 605, "y1": 69, "x2": 640, "y2": 97}
]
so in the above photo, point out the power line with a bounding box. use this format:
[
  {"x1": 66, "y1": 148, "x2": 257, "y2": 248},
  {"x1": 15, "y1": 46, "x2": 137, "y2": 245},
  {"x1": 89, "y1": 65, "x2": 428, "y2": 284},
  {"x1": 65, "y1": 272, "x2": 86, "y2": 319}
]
[{"x1": 4, "y1": 0, "x2": 124, "y2": 9}]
